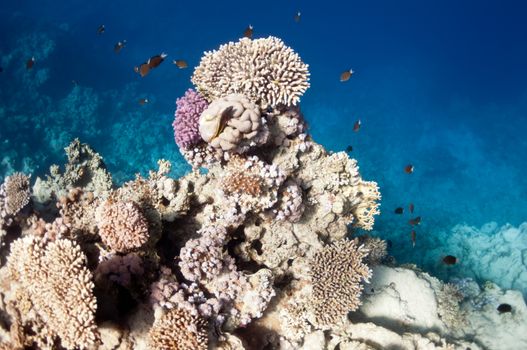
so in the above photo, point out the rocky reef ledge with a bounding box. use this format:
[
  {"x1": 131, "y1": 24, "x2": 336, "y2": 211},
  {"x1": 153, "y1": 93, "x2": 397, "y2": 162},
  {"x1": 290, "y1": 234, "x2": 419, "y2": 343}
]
[{"x1": 0, "y1": 36, "x2": 526, "y2": 350}]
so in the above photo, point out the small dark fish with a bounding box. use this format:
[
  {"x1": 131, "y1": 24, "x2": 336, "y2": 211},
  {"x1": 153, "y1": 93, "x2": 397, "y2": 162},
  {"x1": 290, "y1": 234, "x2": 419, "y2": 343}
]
[
  {"x1": 114, "y1": 40, "x2": 127, "y2": 53},
  {"x1": 244, "y1": 25, "x2": 253, "y2": 39},
  {"x1": 345, "y1": 145, "x2": 353, "y2": 153},
  {"x1": 409, "y1": 203, "x2": 415, "y2": 213},
  {"x1": 173, "y1": 59, "x2": 188, "y2": 69},
  {"x1": 0, "y1": 66, "x2": 3, "y2": 73},
  {"x1": 353, "y1": 119, "x2": 361, "y2": 132},
  {"x1": 405, "y1": 164, "x2": 414, "y2": 174},
  {"x1": 97, "y1": 24, "x2": 105, "y2": 35},
  {"x1": 139, "y1": 98, "x2": 149, "y2": 106},
  {"x1": 294, "y1": 11, "x2": 301, "y2": 23},
  {"x1": 26, "y1": 57, "x2": 35, "y2": 69},
  {"x1": 497, "y1": 303, "x2": 512, "y2": 313},
  {"x1": 411, "y1": 230, "x2": 416, "y2": 247},
  {"x1": 394, "y1": 207, "x2": 404, "y2": 214},
  {"x1": 386, "y1": 239, "x2": 393, "y2": 249},
  {"x1": 340, "y1": 69, "x2": 353, "y2": 82},
  {"x1": 148, "y1": 53, "x2": 167, "y2": 68},
  {"x1": 134, "y1": 63, "x2": 150, "y2": 77},
  {"x1": 442, "y1": 255, "x2": 457, "y2": 265},
  {"x1": 409, "y1": 216, "x2": 421, "y2": 226}
]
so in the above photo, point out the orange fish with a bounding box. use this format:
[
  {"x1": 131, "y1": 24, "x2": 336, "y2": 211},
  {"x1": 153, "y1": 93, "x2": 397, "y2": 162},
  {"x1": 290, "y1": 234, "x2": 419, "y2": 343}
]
[
  {"x1": 404, "y1": 164, "x2": 414, "y2": 174},
  {"x1": 340, "y1": 69, "x2": 353, "y2": 82},
  {"x1": 26, "y1": 57, "x2": 35, "y2": 69},
  {"x1": 134, "y1": 63, "x2": 150, "y2": 77},
  {"x1": 244, "y1": 25, "x2": 253, "y2": 39},
  {"x1": 409, "y1": 203, "x2": 414, "y2": 213},
  {"x1": 139, "y1": 98, "x2": 149, "y2": 105},
  {"x1": 353, "y1": 120, "x2": 361, "y2": 132},
  {"x1": 114, "y1": 40, "x2": 126, "y2": 53},
  {"x1": 411, "y1": 230, "x2": 416, "y2": 247},
  {"x1": 173, "y1": 59, "x2": 188, "y2": 69},
  {"x1": 294, "y1": 11, "x2": 301, "y2": 23},
  {"x1": 442, "y1": 255, "x2": 457, "y2": 265},
  {"x1": 148, "y1": 53, "x2": 167, "y2": 68},
  {"x1": 409, "y1": 216, "x2": 421, "y2": 226}
]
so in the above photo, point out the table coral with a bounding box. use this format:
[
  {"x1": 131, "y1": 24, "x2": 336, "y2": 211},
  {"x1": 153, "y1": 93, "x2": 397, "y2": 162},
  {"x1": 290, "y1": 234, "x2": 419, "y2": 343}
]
[{"x1": 192, "y1": 37, "x2": 310, "y2": 108}]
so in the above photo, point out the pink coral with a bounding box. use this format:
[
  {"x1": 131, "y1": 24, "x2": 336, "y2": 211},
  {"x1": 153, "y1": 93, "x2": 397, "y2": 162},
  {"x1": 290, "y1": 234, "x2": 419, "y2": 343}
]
[{"x1": 173, "y1": 89, "x2": 209, "y2": 150}]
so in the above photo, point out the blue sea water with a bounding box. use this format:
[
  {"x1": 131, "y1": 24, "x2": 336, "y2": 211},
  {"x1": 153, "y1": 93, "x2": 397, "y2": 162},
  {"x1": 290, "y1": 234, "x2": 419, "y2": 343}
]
[{"x1": 1, "y1": 0, "x2": 526, "y2": 296}]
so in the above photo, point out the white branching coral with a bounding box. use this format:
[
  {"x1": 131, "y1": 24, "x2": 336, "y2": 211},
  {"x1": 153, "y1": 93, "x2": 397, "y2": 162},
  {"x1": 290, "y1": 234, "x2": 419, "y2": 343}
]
[
  {"x1": 148, "y1": 307, "x2": 209, "y2": 350},
  {"x1": 6, "y1": 236, "x2": 98, "y2": 349},
  {"x1": 192, "y1": 37, "x2": 310, "y2": 108},
  {"x1": 199, "y1": 94, "x2": 269, "y2": 153},
  {"x1": 309, "y1": 239, "x2": 371, "y2": 327},
  {"x1": 96, "y1": 199, "x2": 149, "y2": 252}
]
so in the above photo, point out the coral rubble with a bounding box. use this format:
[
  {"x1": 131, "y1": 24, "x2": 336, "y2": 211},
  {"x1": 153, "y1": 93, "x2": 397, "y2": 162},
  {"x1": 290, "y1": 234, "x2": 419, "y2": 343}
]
[{"x1": 0, "y1": 36, "x2": 525, "y2": 350}]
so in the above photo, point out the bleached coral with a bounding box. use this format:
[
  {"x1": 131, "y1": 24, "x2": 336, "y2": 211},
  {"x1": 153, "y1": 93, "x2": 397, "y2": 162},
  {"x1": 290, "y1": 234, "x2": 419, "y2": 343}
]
[
  {"x1": 192, "y1": 37, "x2": 310, "y2": 108},
  {"x1": 309, "y1": 239, "x2": 372, "y2": 327},
  {"x1": 148, "y1": 307, "x2": 209, "y2": 350},
  {"x1": 6, "y1": 236, "x2": 98, "y2": 349},
  {"x1": 96, "y1": 199, "x2": 149, "y2": 252},
  {"x1": 32, "y1": 138, "x2": 112, "y2": 203}
]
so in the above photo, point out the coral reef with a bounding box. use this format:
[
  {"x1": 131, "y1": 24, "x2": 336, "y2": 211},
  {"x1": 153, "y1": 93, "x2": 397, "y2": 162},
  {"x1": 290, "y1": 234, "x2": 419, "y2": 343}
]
[{"x1": 1, "y1": 35, "x2": 525, "y2": 350}]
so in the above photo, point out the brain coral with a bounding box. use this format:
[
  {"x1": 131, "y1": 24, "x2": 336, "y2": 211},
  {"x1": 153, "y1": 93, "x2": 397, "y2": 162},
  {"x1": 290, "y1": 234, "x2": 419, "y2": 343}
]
[
  {"x1": 148, "y1": 307, "x2": 208, "y2": 350},
  {"x1": 309, "y1": 239, "x2": 371, "y2": 327},
  {"x1": 7, "y1": 236, "x2": 98, "y2": 349},
  {"x1": 199, "y1": 94, "x2": 268, "y2": 153},
  {"x1": 173, "y1": 89, "x2": 209, "y2": 150},
  {"x1": 97, "y1": 199, "x2": 149, "y2": 252},
  {"x1": 192, "y1": 37, "x2": 310, "y2": 108}
]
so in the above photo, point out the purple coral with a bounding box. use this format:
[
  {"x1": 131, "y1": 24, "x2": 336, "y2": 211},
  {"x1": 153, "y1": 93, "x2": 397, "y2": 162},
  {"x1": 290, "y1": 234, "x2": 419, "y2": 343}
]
[{"x1": 173, "y1": 89, "x2": 209, "y2": 150}]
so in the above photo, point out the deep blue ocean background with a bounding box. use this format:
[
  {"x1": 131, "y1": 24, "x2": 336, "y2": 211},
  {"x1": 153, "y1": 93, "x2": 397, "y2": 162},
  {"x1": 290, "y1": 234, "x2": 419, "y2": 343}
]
[{"x1": 1, "y1": 1, "x2": 526, "y2": 294}]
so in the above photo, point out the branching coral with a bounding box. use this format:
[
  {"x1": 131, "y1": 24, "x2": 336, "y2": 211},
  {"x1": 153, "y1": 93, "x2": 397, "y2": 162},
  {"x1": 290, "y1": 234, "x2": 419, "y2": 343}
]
[
  {"x1": 199, "y1": 94, "x2": 269, "y2": 153},
  {"x1": 6, "y1": 236, "x2": 98, "y2": 349},
  {"x1": 360, "y1": 236, "x2": 388, "y2": 265},
  {"x1": 148, "y1": 307, "x2": 209, "y2": 350},
  {"x1": 192, "y1": 37, "x2": 310, "y2": 108},
  {"x1": 173, "y1": 89, "x2": 209, "y2": 150},
  {"x1": 96, "y1": 199, "x2": 150, "y2": 252},
  {"x1": 32, "y1": 139, "x2": 112, "y2": 203},
  {"x1": 309, "y1": 239, "x2": 371, "y2": 327}
]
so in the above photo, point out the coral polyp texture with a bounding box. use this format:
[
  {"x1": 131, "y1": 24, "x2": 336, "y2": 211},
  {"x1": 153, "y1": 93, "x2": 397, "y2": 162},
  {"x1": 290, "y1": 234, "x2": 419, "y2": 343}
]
[
  {"x1": 192, "y1": 36, "x2": 310, "y2": 108},
  {"x1": 1, "y1": 36, "x2": 525, "y2": 350},
  {"x1": 173, "y1": 89, "x2": 209, "y2": 150},
  {"x1": 309, "y1": 239, "x2": 372, "y2": 327}
]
